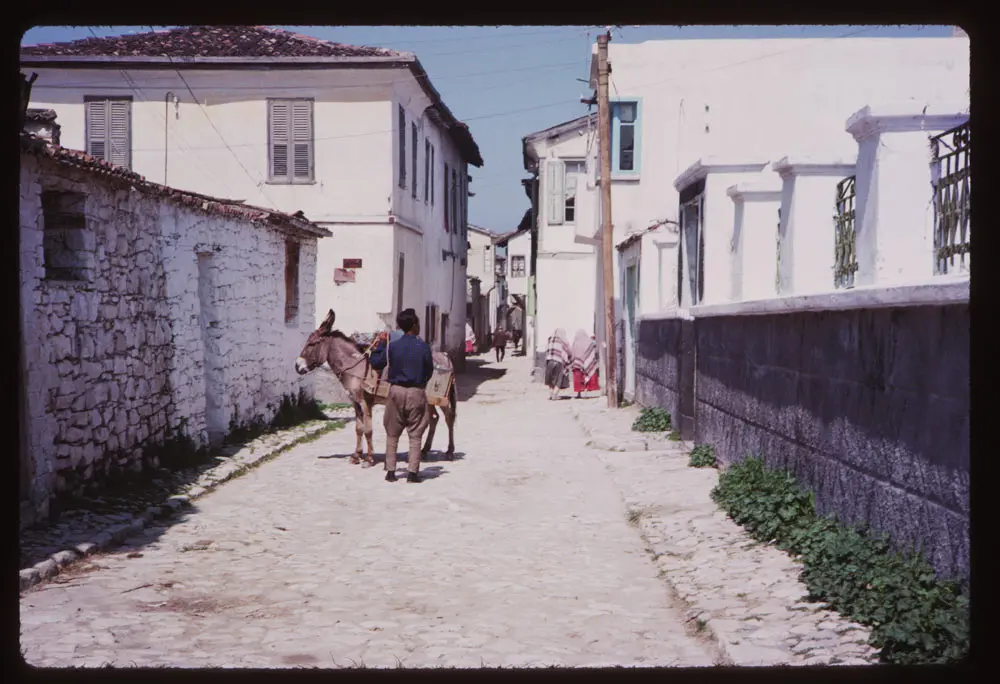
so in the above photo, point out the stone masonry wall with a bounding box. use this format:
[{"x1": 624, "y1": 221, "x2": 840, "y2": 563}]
[
  {"x1": 693, "y1": 306, "x2": 970, "y2": 582},
  {"x1": 635, "y1": 317, "x2": 696, "y2": 440},
  {"x1": 20, "y1": 153, "x2": 318, "y2": 525},
  {"x1": 19, "y1": 156, "x2": 175, "y2": 520}
]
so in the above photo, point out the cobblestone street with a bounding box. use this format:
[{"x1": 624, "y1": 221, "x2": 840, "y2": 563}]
[{"x1": 20, "y1": 354, "x2": 718, "y2": 669}]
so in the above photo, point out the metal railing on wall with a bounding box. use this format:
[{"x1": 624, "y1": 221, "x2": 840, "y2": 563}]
[
  {"x1": 833, "y1": 175, "x2": 858, "y2": 289},
  {"x1": 931, "y1": 121, "x2": 971, "y2": 275}
]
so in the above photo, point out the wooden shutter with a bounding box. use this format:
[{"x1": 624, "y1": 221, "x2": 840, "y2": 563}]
[
  {"x1": 291, "y1": 100, "x2": 313, "y2": 181},
  {"x1": 86, "y1": 100, "x2": 108, "y2": 161},
  {"x1": 547, "y1": 160, "x2": 565, "y2": 225},
  {"x1": 411, "y1": 123, "x2": 418, "y2": 198},
  {"x1": 269, "y1": 100, "x2": 290, "y2": 180},
  {"x1": 451, "y1": 168, "x2": 458, "y2": 233},
  {"x1": 444, "y1": 163, "x2": 450, "y2": 232},
  {"x1": 108, "y1": 100, "x2": 130, "y2": 168},
  {"x1": 397, "y1": 254, "x2": 405, "y2": 314},
  {"x1": 424, "y1": 140, "x2": 430, "y2": 202},
  {"x1": 430, "y1": 146, "x2": 435, "y2": 205}
]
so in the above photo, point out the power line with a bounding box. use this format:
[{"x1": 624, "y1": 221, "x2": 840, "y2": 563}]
[
  {"x1": 148, "y1": 28, "x2": 278, "y2": 206},
  {"x1": 84, "y1": 27, "x2": 241, "y2": 198},
  {"x1": 30, "y1": 58, "x2": 585, "y2": 91},
  {"x1": 98, "y1": 25, "x2": 892, "y2": 155}
]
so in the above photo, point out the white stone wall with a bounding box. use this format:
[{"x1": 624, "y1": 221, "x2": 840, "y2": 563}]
[{"x1": 19, "y1": 152, "x2": 319, "y2": 522}]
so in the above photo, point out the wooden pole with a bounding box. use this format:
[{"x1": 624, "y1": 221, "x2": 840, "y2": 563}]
[{"x1": 597, "y1": 32, "x2": 618, "y2": 409}]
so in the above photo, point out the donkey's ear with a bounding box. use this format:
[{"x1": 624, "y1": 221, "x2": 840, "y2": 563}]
[{"x1": 319, "y1": 309, "x2": 336, "y2": 332}]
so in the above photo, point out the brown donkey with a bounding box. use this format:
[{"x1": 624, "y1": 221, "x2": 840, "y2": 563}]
[{"x1": 295, "y1": 310, "x2": 457, "y2": 466}]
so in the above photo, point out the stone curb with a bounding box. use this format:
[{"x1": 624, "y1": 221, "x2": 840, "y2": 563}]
[
  {"x1": 566, "y1": 402, "x2": 879, "y2": 667},
  {"x1": 568, "y1": 402, "x2": 690, "y2": 453},
  {"x1": 19, "y1": 419, "x2": 340, "y2": 594}
]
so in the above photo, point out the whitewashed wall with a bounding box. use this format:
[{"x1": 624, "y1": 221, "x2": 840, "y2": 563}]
[
  {"x1": 592, "y1": 36, "x2": 970, "y2": 252},
  {"x1": 19, "y1": 151, "x2": 319, "y2": 522}
]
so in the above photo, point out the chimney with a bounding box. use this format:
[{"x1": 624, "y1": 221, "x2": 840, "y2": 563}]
[{"x1": 24, "y1": 108, "x2": 61, "y2": 146}]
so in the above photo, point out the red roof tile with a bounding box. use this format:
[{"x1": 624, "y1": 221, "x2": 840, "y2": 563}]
[{"x1": 20, "y1": 25, "x2": 405, "y2": 59}]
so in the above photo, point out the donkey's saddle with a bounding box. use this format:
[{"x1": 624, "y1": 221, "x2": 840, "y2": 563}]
[{"x1": 361, "y1": 347, "x2": 454, "y2": 408}]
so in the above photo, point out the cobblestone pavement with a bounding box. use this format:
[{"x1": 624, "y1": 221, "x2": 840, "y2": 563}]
[
  {"x1": 568, "y1": 400, "x2": 880, "y2": 667},
  {"x1": 20, "y1": 354, "x2": 716, "y2": 669}
]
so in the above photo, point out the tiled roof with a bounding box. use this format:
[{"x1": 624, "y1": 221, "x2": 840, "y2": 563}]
[
  {"x1": 20, "y1": 133, "x2": 328, "y2": 238},
  {"x1": 20, "y1": 25, "x2": 405, "y2": 59}
]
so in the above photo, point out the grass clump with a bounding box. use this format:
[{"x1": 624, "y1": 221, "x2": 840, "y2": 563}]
[{"x1": 631, "y1": 407, "x2": 672, "y2": 433}]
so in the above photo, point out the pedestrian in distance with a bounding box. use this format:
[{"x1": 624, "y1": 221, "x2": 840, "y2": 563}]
[
  {"x1": 571, "y1": 330, "x2": 601, "y2": 398},
  {"x1": 493, "y1": 327, "x2": 508, "y2": 362},
  {"x1": 370, "y1": 309, "x2": 434, "y2": 483},
  {"x1": 544, "y1": 328, "x2": 572, "y2": 400}
]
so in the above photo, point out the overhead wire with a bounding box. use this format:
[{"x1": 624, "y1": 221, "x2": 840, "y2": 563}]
[
  {"x1": 84, "y1": 27, "x2": 241, "y2": 198},
  {"x1": 147, "y1": 27, "x2": 278, "y2": 206},
  {"x1": 67, "y1": 26, "x2": 886, "y2": 159}
]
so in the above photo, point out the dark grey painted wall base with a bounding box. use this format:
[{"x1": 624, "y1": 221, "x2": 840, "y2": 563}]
[{"x1": 635, "y1": 304, "x2": 969, "y2": 583}]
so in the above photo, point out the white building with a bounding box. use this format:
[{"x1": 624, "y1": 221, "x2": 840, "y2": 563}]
[
  {"x1": 20, "y1": 25, "x2": 482, "y2": 361},
  {"x1": 522, "y1": 113, "x2": 601, "y2": 372},
  {"x1": 522, "y1": 34, "x2": 970, "y2": 397}
]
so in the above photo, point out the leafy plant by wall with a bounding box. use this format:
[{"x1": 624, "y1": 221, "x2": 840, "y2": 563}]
[
  {"x1": 711, "y1": 456, "x2": 969, "y2": 665},
  {"x1": 688, "y1": 444, "x2": 716, "y2": 468},
  {"x1": 631, "y1": 407, "x2": 672, "y2": 432}
]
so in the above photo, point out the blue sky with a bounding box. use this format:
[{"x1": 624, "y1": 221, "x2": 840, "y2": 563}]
[{"x1": 22, "y1": 25, "x2": 955, "y2": 231}]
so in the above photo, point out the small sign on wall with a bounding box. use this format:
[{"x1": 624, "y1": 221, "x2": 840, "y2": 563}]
[
  {"x1": 334, "y1": 268, "x2": 356, "y2": 284},
  {"x1": 343, "y1": 258, "x2": 363, "y2": 269}
]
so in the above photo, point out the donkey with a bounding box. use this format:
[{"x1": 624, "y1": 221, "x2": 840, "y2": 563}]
[{"x1": 294, "y1": 309, "x2": 457, "y2": 467}]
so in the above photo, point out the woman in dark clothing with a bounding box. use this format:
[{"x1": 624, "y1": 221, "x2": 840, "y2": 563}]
[{"x1": 492, "y1": 328, "x2": 508, "y2": 362}]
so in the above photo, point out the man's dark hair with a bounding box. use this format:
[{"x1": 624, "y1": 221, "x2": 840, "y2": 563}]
[{"x1": 397, "y1": 309, "x2": 419, "y2": 333}]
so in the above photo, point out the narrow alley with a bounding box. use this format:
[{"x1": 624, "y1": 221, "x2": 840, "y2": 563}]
[{"x1": 20, "y1": 355, "x2": 717, "y2": 669}]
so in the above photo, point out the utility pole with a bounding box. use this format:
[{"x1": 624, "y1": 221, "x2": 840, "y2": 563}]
[{"x1": 597, "y1": 31, "x2": 618, "y2": 409}]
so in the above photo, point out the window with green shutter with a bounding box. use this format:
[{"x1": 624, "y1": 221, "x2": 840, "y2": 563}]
[
  {"x1": 85, "y1": 97, "x2": 132, "y2": 169},
  {"x1": 268, "y1": 99, "x2": 314, "y2": 184}
]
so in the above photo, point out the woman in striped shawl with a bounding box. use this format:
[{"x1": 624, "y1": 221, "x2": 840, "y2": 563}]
[
  {"x1": 571, "y1": 330, "x2": 600, "y2": 397},
  {"x1": 544, "y1": 328, "x2": 572, "y2": 400}
]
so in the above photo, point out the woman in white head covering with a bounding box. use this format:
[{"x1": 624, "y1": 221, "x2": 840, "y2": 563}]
[
  {"x1": 465, "y1": 323, "x2": 476, "y2": 355},
  {"x1": 544, "y1": 328, "x2": 572, "y2": 400},
  {"x1": 570, "y1": 329, "x2": 600, "y2": 397}
]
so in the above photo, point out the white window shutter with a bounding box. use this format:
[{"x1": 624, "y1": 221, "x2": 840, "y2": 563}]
[
  {"x1": 291, "y1": 100, "x2": 312, "y2": 181},
  {"x1": 270, "y1": 101, "x2": 290, "y2": 180},
  {"x1": 108, "y1": 100, "x2": 130, "y2": 168},
  {"x1": 86, "y1": 100, "x2": 107, "y2": 161},
  {"x1": 547, "y1": 160, "x2": 565, "y2": 225}
]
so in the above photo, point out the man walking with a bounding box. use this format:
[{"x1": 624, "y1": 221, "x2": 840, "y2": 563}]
[{"x1": 370, "y1": 309, "x2": 434, "y2": 483}]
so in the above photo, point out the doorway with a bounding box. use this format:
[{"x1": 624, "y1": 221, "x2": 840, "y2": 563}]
[
  {"x1": 624, "y1": 261, "x2": 639, "y2": 400},
  {"x1": 197, "y1": 253, "x2": 227, "y2": 445}
]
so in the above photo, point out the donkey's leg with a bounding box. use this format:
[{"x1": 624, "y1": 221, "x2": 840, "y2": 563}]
[
  {"x1": 445, "y1": 383, "x2": 457, "y2": 458},
  {"x1": 350, "y1": 399, "x2": 364, "y2": 465},
  {"x1": 444, "y1": 405, "x2": 456, "y2": 459},
  {"x1": 362, "y1": 395, "x2": 376, "y2": 467},
  {"x1": 422, "y1": 405, "x2": 439, "y2": 456}
]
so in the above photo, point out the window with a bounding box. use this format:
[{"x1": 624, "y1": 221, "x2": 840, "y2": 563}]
[
  {"x1": 285, "y1": 239, "x2": 300, "y2": 323},
  {"x1": 85, "y1": 97, "x2": 132, "y2": 169},
  {"x1": 411, "y1": 123, "x2": 418, "y2": 199},
  {"x1": 510, "y1": 255, "x2": 526, "y2": 278},
  {"x1": 424, "y1": 139, "x2": 430, "y2": 203},
  {"x1": 425, "y1": 304, "x2": 438, "y2": 345},
  {"x1": 611, "y1": 100, "x2": 640, "y2": 175},
  {"x1": 398, "y1": 105, "x2": 406, "y2": 188},
  {"x1": 677, "y1": 183, "x2": 705, "y2": 306},
  {"x1": 483, "y1": 246, "x2": 490, "y2": 272},
  {"x1": 268, "y1": 99, "x2": 314, "y2": 183},
  {"x1": 451, "y1": 168, "x2": 458, "y2": 233},
  {"x1": 440, "y1": 313, "x2": 449, "y2": 350},
  {"x1": 42, "y1": 190, "x2": 92, "y2": 281},
  {"x1": 564, "y1": 160, "x2": 585, "y2": 224},
  {"x1": 444, "y1": 163, "x2": 450, "y2": 231},
  {"x1": 396, "y1": 253, "x2": 405, "y2": 315},
  {"x1": 430, "y1": 145, "x2": 435, "y2": 205}
]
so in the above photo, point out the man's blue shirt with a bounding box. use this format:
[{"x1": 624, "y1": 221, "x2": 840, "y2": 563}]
[{"x1": 370, "y1": 333, "x2": 434, "y2": 388}]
